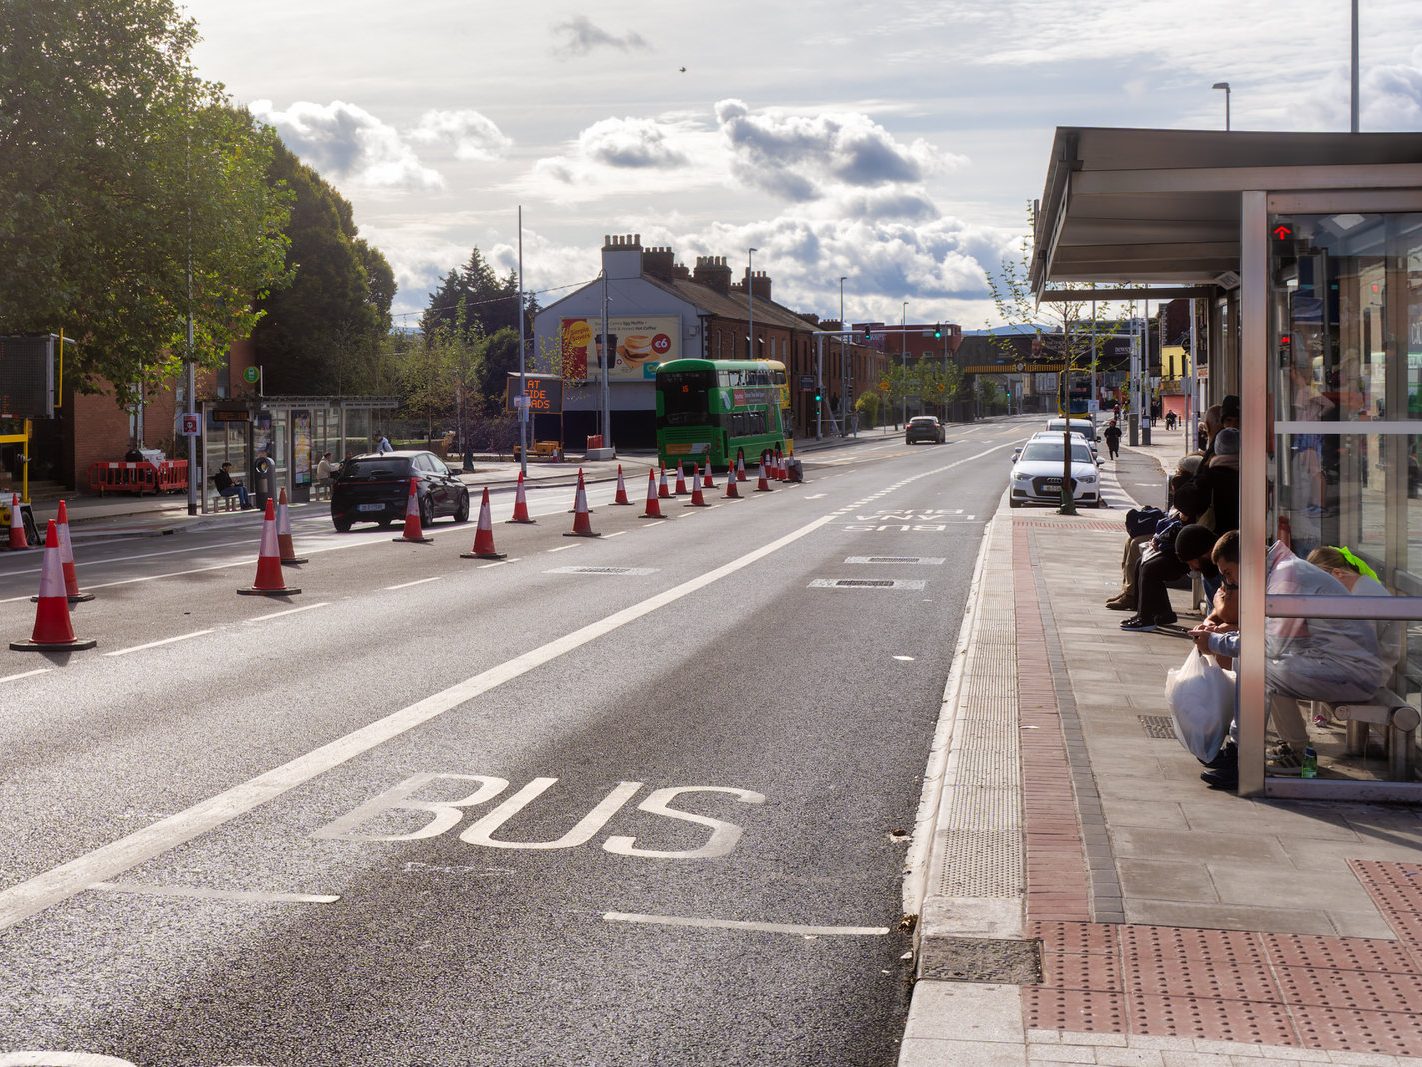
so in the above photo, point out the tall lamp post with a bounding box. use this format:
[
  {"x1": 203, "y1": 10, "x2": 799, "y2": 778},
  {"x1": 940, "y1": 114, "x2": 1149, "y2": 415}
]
[
  {"x1": 747, "y1": 247, "x2": 757, "y2": 359},
  {"x1": 1212, "y1": 82, "x2": 1231, "y2": 131},
  {"x1": 839, "y1": 276, "x2": 847, "y2": 432},
  {"x1": 900, "y1": 300, "x2": 908, "y2": 428}
]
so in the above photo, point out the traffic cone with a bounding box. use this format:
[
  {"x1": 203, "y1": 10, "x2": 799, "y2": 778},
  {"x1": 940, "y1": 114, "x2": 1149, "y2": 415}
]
[
  {"x1": 641, "y1": 469, "x2": 663, "y2": 518},
  {"x1": 567, "y1": 467, "x2": 594, "y2": 513},
  {"x1": 658, "y1": 466, "x2": 671, "y2": 499},
  {"x1": 33, "y1": 501, "x2": 93, "y2": 603},
  {"x1": 674, "y1": 463, "x2": 687, "y2": 496},
  {"x1": 392, "y1": 476, "x2": 434, "y2": 544},
  {"x1": 685, "y1": 464, "x2": 710, "y2": 507},
  {"x1": 238, "y1": 499, "x2": 302, "y2": 596},
  {"x1": 461, "y1": 487, "x2": 506, "y2": 560},
  {"x1": 756, "y1": 460, "x2": 774, "y2": 492},
  {"x1": 564, "y1": 469, "x2": 600, "y2": 537},
  {"x1": 276, "y1": 487, "x2": 307, "y2": 565},
  {"x1": 506, "y1": 471, "x2": 536, "y2": 524},
  {"x1": 612, "y1": 464, "x2": 632, "y2": 505},
  {"x1": 774, "y1": 449, "x2": 785, "y2": 481},
  {"x1": 724, "y1": 467, "x2": 741, "y2": 498},
  {"x1": 702, "y1": 460, "x2": 715, "y2": 489},
  {"x1": 5, "y1": 492, "x2": 26, "y2": 550},
  {"x1": 736, "y1": 455, "x2": 748, "y2": 482},
  {"x1": 11, "y1": 520, "x2": 97, "y2": 651}
]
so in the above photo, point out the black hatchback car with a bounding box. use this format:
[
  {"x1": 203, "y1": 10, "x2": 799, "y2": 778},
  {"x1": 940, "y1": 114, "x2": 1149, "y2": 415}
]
[
  {"x1": 906, "y1": 415, "x2": 946, "y2": 444},
  {"x1": 330, "y1": 451, "x2": 470, "y2": 532}
]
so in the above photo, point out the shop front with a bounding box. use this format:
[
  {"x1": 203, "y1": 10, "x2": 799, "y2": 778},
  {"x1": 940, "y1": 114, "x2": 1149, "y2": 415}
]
[{"x1": 1032, "y1": 127, "x2": 1422, "y2": 799}]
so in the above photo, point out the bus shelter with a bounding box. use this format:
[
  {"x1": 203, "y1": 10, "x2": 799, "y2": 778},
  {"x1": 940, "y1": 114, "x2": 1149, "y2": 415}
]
[
  {"x1": 198, "y1": 395, "x2": 397, "y2": 513},
  {"x1": 1031, "y1": 127, "x2": 1422, "y2": 800}
]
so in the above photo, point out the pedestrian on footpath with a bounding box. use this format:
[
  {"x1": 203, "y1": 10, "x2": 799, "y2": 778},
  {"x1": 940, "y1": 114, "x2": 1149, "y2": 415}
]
[
  {"x1": 1103, "y1": 419, "x2": 1122, "y2": 461},
  {"x1": 374, "y1": 432, "x2": 394, "y2": 454}
]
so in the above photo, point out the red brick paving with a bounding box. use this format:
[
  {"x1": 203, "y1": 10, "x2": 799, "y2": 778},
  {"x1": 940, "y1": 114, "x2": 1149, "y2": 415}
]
[{"x1": 1012, "y1": 518, "x2": 1422, "y2": 1056}]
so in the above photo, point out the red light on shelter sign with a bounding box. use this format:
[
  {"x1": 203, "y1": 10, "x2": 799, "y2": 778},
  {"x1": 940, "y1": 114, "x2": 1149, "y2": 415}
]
[{"x1": 1272, "y1": 224, "x2": 1293, "y2": 240}]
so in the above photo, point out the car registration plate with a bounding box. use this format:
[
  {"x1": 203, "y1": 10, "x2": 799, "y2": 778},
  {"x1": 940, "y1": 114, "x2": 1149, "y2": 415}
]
[
  {"x1": 357, "y1": 503, "x2": 385, "y2": 512},
  {"x1": 1041, "y1": 478, "x2": 1063, "y2": 488}
]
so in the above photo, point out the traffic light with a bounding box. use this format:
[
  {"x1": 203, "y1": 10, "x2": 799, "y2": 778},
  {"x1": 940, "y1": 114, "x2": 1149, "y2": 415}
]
[
  {"x1": 814, "y1": 389, "x2": 822, "y2": 403},
  {"x1": 933, "y1": 324, "x2": 943, "y2": 339},
  {"x1": 862, "y1": 326, "x2": 872, "y2": 341}
]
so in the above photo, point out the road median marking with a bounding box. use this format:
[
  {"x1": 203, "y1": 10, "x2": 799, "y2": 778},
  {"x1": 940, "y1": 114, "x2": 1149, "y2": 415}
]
[
  {"x1": 603, "y1": 912, "x2": 888, "y2": 936},
  {"x1": 103, "y1": 630, "x2": 216, "y2": 658}
]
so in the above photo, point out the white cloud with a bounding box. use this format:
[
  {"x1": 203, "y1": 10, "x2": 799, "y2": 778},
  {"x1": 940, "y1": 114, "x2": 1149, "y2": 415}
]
[
  {"x1": 408, "y1": 109, "x2": 512, "y2": 162},
  {"x1": 251, "y1": 99, "x2": 444, "y2": 192},
  {"x1": 577, "y1": 116, "x2": 690, "y2": 168},
  {"x1": 522, "y1": 114, "x2": 723, "y2": 202},
  {"x1": 552, "y1": 15, "x2": 649, "y2": 57}
]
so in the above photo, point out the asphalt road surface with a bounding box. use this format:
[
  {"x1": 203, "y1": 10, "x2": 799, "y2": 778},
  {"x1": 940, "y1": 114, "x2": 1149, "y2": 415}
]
[{"x1": 0, "y1": 418, "x2": 1033, "y2": 1067}]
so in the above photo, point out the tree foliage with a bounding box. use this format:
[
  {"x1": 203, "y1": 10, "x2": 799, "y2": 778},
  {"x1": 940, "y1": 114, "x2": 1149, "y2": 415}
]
[
  {"x1": 251, "y1": 141, "x2": 395, "y2": 395},
  {"x1": 0, "y1": 0, "x2": 292, "y2": 400}
]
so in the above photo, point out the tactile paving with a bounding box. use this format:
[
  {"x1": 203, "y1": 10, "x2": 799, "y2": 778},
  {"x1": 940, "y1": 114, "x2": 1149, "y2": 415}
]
[
  {"x1": 1292, "y1": 1004, "x2": 1422, "y2": 1057},
  {"x1": 1129, "y1": 994, "x2": 1298, "y2": 1045},
  {"x1": 1023, "y1": 986, "x2": 1127, "y2": 1033},
  {"x1": 1126, "y1": 954, "x2": 1283, "y2": 1003},
  {"x1": 1039, "y1": 950, "x2": 1122, "y2": 992},
  {"x1": 1121, "y1": 924, "x2": 1266, "y2": 968},
  {"x1": 1013, "y1": 519, "x2": 1121, "y2": 533},
  {"x1": 1351, "y1": 860, "x2": 1422, "y2": 965},
  {"x1": 1031, "y1": 920, "x2": 1118, "y2": 955},
  {"x1": 1263, "y1": 933, "x2": 1422, "y2": 974},
  {"x1": 1274, "y1": 965, "x2": 1418, "y2": 1014}
]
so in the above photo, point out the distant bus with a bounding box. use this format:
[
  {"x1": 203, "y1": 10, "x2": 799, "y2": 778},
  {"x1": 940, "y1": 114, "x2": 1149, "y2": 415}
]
[
  {"x1": 655, "y1": 358, "x2": 789, "y2": 471},
  {"x1": 764, "y1": 359, "x2": 794, "y2": 456}
]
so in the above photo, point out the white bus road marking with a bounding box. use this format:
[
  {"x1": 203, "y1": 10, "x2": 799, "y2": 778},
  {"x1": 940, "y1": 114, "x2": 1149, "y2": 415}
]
[
  {"x1": 478, "y1": 557, "x2": 519, "y2": 569},
  {"x1": 246, "y1": 602, "x2": 330, "y2": 623},
  {"x1": 384, "y1": 576, "x2": 443, "y2": 590},
  {"x1": 604, "y1": 530, "x2": 628, "y2": 537},
  {"x1": 602, "y1": 912, "x2": 889, "y2": 937},
  {"x1": 88, "y1": 881, "x2": 339, "y2": 904},
  {"x1": 641, "y1": 520, "x2": 666, "y2": 527},
  {"x1": 0, "y1": 668, "x2": 52, "y2": 684},
  {"x1": 103, "y1": 629, "x2": 216, "y2": 658},
  {"x1": 805, "y1": 493, "x2": 826, "y2": 499},
  {"x1": 545, "y1": 544, "x2": 579, "y2": 553},
  {"x1": 0, "y1": 511, "x2": 834, "y2": 931}
]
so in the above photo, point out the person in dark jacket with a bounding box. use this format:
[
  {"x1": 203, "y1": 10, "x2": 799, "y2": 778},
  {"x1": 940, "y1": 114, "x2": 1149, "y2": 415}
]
[
  {"x1": 1102, "y1": 419, "x2": 1122, "y2": 460},
  {"x1": 1195, "y1": 426, "x2": 1239, "y2": 537},
  {"x1": 214, "y1": 462, "x2": 252, "y2": 508}
]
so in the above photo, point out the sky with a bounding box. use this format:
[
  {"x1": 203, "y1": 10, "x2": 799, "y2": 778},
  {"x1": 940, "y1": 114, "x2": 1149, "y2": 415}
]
[{"x1": 179, "y1": 0, "x2": 1422, "y2": 331}]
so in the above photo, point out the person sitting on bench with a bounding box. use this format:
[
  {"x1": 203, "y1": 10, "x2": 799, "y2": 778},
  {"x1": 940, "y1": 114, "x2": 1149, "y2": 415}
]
[{"x1": 214, "y1": 462, "x2": 252, "y2": 509}]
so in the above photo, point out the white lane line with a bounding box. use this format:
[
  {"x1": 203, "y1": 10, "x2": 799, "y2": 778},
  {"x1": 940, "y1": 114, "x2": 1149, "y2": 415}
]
[
  {"x1": 805, "y1": 493, "x2": 826, "y2": 499},
  {"x1": 385, "y1": 576, "x2": 442, "y2": 590},
  {"x1": 0, "y1": 537, "x2": 256, "y2": 580},
  {"x1": 546, "y1": 544, "x2": 579, "y2": 553},
  {"x1": 603, "y1": 912, "x2": 889, "y2": 936},
  {"x1": 604, "y1": 531, "x2": 627, "y2": 538},
  {"x1": 89, "y1": 881, "x2": 339, "y2": 904},
  {"x1": 642, "y1": 520, "x2": 666, "y2": 528},
  {"x1": 0, "y1": 511, "x2": 833, "y2": 931},
  {"x1": 246, "y1": 602, "x2": 330, "y2": 623},
  {"x1": 478, "y1": 557, "x2": 519, "y2": 569},
  {"x1": 102, "y1": 629, "x2": 216, "y2": 658},
  {"x1": 0, "y1": 668, "x2": 52, "y2": 684}
]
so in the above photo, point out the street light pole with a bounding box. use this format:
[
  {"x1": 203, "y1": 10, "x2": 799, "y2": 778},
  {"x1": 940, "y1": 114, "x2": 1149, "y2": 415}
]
[
  {"x1": 747, "y1": 247, "x2": 757, "y2": 360},
  {"x1": 1212, "y1": 81, "x2": 1231, "y2": 131},
  {"x1": 900, "y1": 301, "x2": 907, "y2": 428},
  {"x1": 1351, "y1": 0, "x2": 1360, "y2": 133},
  {"x1": 517, "y1": 205, "x2": 527, "y2": 480},
  {"x1": 839, "y1": 276, "x2": 847, "y2": 432}
]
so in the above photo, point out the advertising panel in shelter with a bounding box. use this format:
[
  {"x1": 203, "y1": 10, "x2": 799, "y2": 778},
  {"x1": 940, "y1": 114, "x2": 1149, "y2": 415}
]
[{"x1": 560, "y1": 316, "x2": 679, "y2": 381}]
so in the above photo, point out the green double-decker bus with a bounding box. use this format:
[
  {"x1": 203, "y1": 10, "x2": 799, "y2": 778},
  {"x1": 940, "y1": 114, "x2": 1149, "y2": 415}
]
[{"x1": 655, "y1": 358, "x2": 791, "y2": 472}]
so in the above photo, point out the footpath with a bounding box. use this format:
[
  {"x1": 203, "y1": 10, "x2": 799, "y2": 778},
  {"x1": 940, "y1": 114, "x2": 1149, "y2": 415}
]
[
  {"x1": 901, "y1": 435, "x2": 1422, "y2": 1066},
  {"x1": 22, "y1": 431, "x2": 888, "y2": 541}
]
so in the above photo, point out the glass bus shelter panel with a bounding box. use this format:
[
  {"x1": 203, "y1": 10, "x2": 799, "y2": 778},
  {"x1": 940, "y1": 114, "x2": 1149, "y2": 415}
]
[{"x1": 1265, "y1": 210, "x2": 1422, "y2": 787}]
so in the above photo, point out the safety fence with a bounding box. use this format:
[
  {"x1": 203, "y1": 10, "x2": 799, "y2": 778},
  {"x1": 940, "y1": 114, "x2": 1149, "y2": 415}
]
[{"x1": 87, "y1": 460, "x2": 189, "y2": 496}]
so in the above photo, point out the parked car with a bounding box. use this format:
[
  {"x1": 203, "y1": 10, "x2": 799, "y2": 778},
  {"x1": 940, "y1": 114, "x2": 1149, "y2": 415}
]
[
  {"x1": 1008, "y1": 438, "x2": 1101, "y2": 508},
  {"x1": 1014, "y1": 430, "x2": 1102, "y2": 463},
  {"x1": 1044, "y1": 417, "x2": 1099, "y2": 457},
  {"x1": 906, "y1": 415, "x2": 946, "y2": 444},
  {"x1": 330, "y1": 451, "x2": 470, "y2": 532}
]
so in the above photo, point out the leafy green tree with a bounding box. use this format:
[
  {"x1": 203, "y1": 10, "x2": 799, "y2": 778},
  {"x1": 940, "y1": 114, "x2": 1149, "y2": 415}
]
[
  {"x1": 252, "y1": 142, "x2": 394, "y2": 395},
  {"x1": 0, "y1": 0, "x2": 292, "y2": 400}
]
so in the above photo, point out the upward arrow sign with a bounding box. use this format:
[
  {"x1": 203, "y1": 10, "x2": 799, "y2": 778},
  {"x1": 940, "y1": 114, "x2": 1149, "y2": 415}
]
[{"x1": 1272, "y1": 224, "x2": 1293, "y2": 240}]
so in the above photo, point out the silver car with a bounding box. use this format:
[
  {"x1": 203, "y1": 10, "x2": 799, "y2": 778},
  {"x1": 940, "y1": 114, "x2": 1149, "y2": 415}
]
[{"x1": 1008, "y1": 439, "x2": 1102, "y2": 508}]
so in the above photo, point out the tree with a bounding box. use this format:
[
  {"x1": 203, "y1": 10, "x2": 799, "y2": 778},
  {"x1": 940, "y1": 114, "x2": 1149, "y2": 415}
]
[
  {"x1": 421, "y1": 249, "x2": 521, "y2": 342},
  {"x1": 252, "y1": 141, "x2": 394, "y2": 395},
  {"x1": 0, "y1": 0, "x2": 292, "y2": 400}
]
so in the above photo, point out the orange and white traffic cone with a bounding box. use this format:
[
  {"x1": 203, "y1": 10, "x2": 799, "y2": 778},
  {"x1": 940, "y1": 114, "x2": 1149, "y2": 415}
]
[
  {"x1": 5, "y1": 492, "x2": 27, "y2": 550},
  {"x1": 674, "y1": 463, "x2": 687, "y2": 496},
  {"x1": 685, "y1": 464, "x2": 710, "y2": 507},
  {"x1": 612, "y1": 464, "x2": 632, "y2": 505},
  {"x1": 658, "y1": 466, "x2": 671, "y2": 499},
  {"x1": 724, "y1": 467, "x2": 741, "y2": 499},
  {"x1": 736, "y1": 455, "x2": 748, "y2": 482},
  {"x1": 238, "y1": 499, "x2": 302, "y2": 596},
  {"x1": 702, "y1": 459, "x2": 715, "y2": 489},
  {"x1": 276, "y1": 487, "x2": 307, "y2": 565},
  {"x1": 392, "y1": 476, "x2": 434, "y2": 544},
  {"x1": 774, "y1": 449, "x2": 785, "y2": 481},
  {"x1": 641, "y1": 469, "x2": 663, "y2": 518},
  {"x1": 461, "y1": 487, "x2": 506, "y2": 560},
  {"x1": 756, "y1": 460, "x2": 774, "y2": 492},
  {"x1": 506, "y1": 471, "x2": 536, "y2": 524},
  {"x1": 42, "y1": 501, "x2": 93, "y2": 603},
  {"x1": 11, "y1": 520, "x2": 97, "y2": 651},
  {"x1": 565, "y1": 469, "x2": 600, "y2": 537}
]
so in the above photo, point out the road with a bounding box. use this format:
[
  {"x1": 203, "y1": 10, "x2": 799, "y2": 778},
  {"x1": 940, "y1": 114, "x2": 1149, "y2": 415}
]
[{"x1": 0, "y1": 419, "x2": 1034, "y2": 1067}]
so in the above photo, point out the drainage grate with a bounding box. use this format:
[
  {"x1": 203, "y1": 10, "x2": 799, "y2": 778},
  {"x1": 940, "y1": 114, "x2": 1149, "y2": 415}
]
[
  {"x1": 808, "y1": 578, "x2": 927, "y2": 590},
  {"x1": 1137, "y1": 715, "x2": 1176, "y2": 739},
  {"x1": 844, "y1": 555, "x2": 946, "y2": 565},
  {"x1": 546, "y1": 566, "x2": 656, "y2": 576}
]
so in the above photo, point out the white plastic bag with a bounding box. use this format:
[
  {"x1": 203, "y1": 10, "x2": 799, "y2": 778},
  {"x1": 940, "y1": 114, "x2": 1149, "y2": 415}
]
[{"x1": 1164, "y1": 649, "x2": 1235, "y2": 762}]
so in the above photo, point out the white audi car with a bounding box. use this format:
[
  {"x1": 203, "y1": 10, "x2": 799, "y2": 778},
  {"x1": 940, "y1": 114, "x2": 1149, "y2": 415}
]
[{"x1": 1008, "y1": 438, "x2": 1102, "y2": 508}]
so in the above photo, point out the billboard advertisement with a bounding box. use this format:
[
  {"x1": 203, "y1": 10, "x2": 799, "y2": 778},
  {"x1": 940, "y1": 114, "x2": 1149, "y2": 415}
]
[{"x1": 560, "y1": 316, "x2": 679, "y2": 382}]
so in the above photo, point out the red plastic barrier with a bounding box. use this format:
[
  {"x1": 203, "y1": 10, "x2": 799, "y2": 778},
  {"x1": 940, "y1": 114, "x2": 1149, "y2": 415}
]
[{"x1": 88, "y1": 460, "x2": 188, "y2": 495}]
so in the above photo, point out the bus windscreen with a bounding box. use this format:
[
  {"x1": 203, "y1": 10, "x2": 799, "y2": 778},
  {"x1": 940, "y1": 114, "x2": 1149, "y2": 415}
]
[{"x1": 659, "y1": 370, "x2": 713, "y2": 427}]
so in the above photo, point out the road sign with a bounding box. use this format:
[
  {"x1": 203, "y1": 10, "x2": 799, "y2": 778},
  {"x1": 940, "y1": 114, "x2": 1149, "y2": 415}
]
[
  {"x1": 799, "y1": 374, "x2": 815, "y2": 390},
  {"x1": 180, "y1": 413, "x2": 200, "y2": 436},
  {"x1": 210, "y1": 406, "x2": 250, "y2": 423},
  {"x1": 242, "y1": 366, "x2": 260, "y2": 384},
  {"x1": 879, "y1": 378, "x2": 890, "y2": 391}
]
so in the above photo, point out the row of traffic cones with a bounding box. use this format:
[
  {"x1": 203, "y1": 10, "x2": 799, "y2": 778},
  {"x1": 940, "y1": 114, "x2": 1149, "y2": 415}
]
[{"x1": 10, "y1": 501, "x2": 97, "y2": 652}]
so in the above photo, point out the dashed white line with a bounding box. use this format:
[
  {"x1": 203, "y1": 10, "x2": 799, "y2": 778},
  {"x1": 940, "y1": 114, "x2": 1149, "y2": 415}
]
[
  {"x1": 246, "y1": 602, "x2": 330, "y2": 623},
  {"x1": 603, "y1": 912, "x2": 888, "y2": 936},
  {"x1": 89, "y1": 881, "x2": 339, "y2": 904},
  {"x1": 604, "y1": 531, "x2": 628, "y2": 538},
  {"x1": 478, "y1": 557, "x2": 519, "y2": 568},
  {"x1": 546, "y1": 544, "x2": 579, "y2": 553},
  {"x1": 103, "y1": 629, "x2": 216, "y2": 658},
  {"x1": 0, "y1": 668, "x2": 52, "y2": 684},
  {"x1": 384, "y1": 576, "x2": 442, "y2": 590}
]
